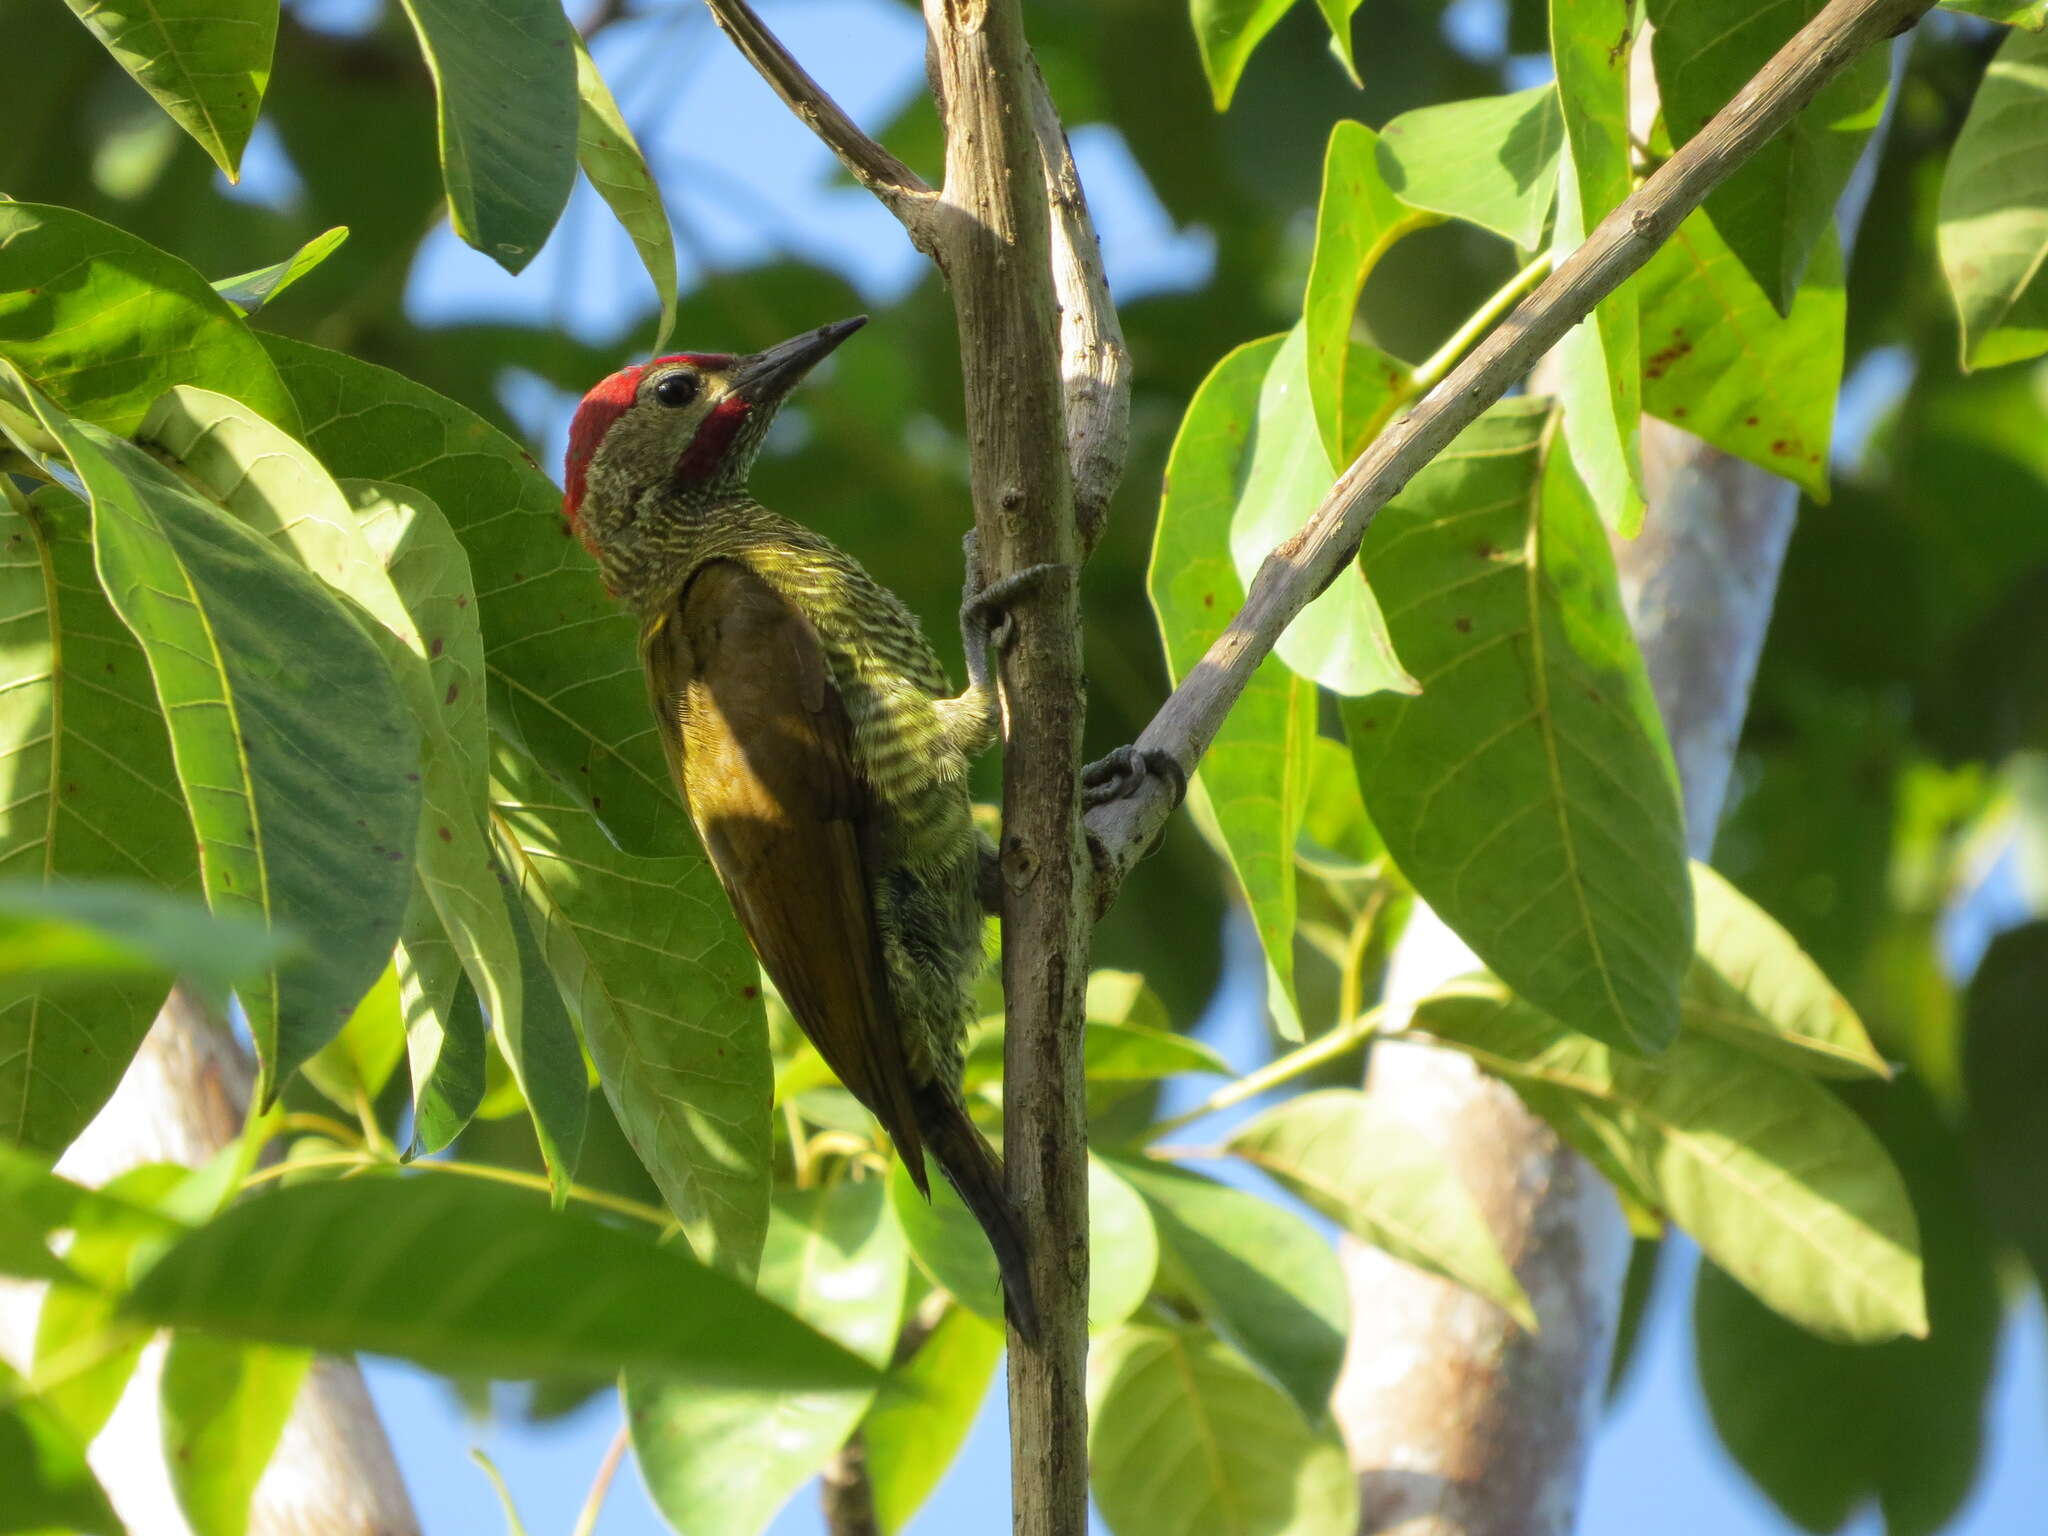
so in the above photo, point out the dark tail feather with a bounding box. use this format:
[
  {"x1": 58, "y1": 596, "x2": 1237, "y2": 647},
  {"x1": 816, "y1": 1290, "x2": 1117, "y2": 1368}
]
[{"x1": 914, "y1": 1083, "x2": 1040, "y2": 1345}]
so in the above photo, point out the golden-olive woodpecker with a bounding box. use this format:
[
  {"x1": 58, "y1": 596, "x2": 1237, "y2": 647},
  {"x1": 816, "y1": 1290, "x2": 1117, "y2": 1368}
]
[{"x1": 564, "y1": 316, "x2": 1038, "y2": 1338}]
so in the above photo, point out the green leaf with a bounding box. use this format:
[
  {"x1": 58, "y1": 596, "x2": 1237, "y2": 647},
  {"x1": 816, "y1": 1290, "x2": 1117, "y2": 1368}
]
[
  {"x1": 0, "y1": 486, "x2": 199, "y2": 1154},
  {"x1": 58, "y1": 0, "x2": 277, "y2": 179},
  {"x1": 1550, "y1": 0, "x2": 1645, "y2": 535},
  {"x1": 13, "y1": 379, "x2": 417, "y2": 1101},
  {"x1": 394, "y1": 892, "x2": 486, "y2": 1154},
  {"x1": 1108, "y1": 1156, "x2": 1348, "y2": 1421},
  {"x1": 1412, "y1": 979, "x2": 1927, "y2": 1342},
  {"x1": 1941, "y1": 0, "x2": 2047, "y2": 24},
  {"x1": 1150, "y1": 335, "x2": 1314, "y2": 1041},
  {"x1": 1962, "y1": 921, "x2": 2048, "y2": 1289},
  {"x1": 0, "y1": 202, "x2": 297, "y2": 436},
  {"x1": 629, "y1": 1178, "x2": 905, "y2": 1536},
  {"x1": 1648, "y1": 0, "x2": 1888, "y2": 311},
  {"x1": 890, "y1": 1152, "x2": 1156, "y2": 1328},
  {"x1": 964, "y1": 1016, "x2": 1232, "y2": 1092},
  {"x1": 265, "y1": 335, "x2": 690, "y2": 858},
  {"x1": 1315, "y1": 0, "x2": 1364, "y2": 82},
  {"x1": 1685, "y1": 862, "x2": 1888, "y2": 1079},
  {"x1": 124, "y1": 1175, "x2": 879, "y2": 1386},
  {"x1": 1376, "y1": 86, "x2": 1564, "y2": 248},
  {"x1": 33, "y1": 1163, "x2": 190, "y2": 1443},
  {"x1": 1636, "y1": 209, "x2": 1842, "y2": 501},
  {"x1": 1694, "y1": 1081, "x2": 1997, "y2": 1536},
  {"x1": 1232, "y1": 326, "x2": 1413, "y2": 698},
  {"x1": 575, "y1": 38, "x2": 678, "y2": 352},
  {"x1": 213, "y1": 226, "x2": 350, "y2": 315},
  {"x1": 162, "y1": 1334, "x2": 312, "y2": 1536},
  {"x1": 300, "y1": 958, "x2": 405, "y2": 1113},
  {"x1": 0, "y1": 880, "x2": 287, "y2": 1002},
  {"x1": 490, "y1": 743, "x2": 770, "y2": 1274},
  {"x1": 495, "y1": 858, "x2": 589, "y2": 1199},
  {"x1": 1343, "y1": 401, "x2": 1691, "y2": 1055},
  {"x1": 1938, "y1": 25, "x2": 2048, "y2": 369},
  {"x1": 1088, "y1": 1324, "x2": 1358, "y2": 1536},
  {"x1": 0, "y1": 1360, "x2": 120, "y2": 1536},
  {"x1": 1188, "y1": 0, "x2": 1295, "y2": 111},
  {"x1": 1298, "y1": 732, "x2": 1381, "y2": 872},
  {"x1": 864, "y1": 1303, "x2": 1005, "y2": 1534},
  {"x1": 1225, "y1": 1088, "x2": 1534, "y2": 1328},
  {"x1": 1302, "y1": 121, "x2": 1430, "y2": 466},
  {"x1": 394, "y1": 0, "x2": 578, "y2": 273}
]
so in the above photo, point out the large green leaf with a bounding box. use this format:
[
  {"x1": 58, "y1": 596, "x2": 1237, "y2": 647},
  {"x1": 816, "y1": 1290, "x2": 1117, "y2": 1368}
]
[
  {"x1": 0, "y1": 203, "x2": 296, "y2": 436},
  {"x1": 494, "y1": 861, "x2": 589, "y2": 1198},
  {"x1": 1088, "y1": 1324, "x2": 1358, "y2": 1536},
  {"x1": 1686, "y1": 862, "x2": 1888, "y2": 1079},
  {"x1": 863, "y1": 1303, "x2": 1005, "y2": 1534},
  {"x1": 1343, "y1": 400, "x2": 1691, "y2": 1054},
  {"x1": 1412, "y1": 979, "x2": 1927, "y2": 1342},
  {"x1": 490, "y1": 743, "x2": 770, "y2": 1274},
  {"x1": 1648, "y1": 0, "x2": 1888, "y2": 312},
  {"x1": 1550, "y1": 0, "x2": 1644, "y2": 534},
  {"x1": 1109, "y1": 1155, "x2": 1348, "y2": 1421},
  {"x1": 1376, "y1": 86, "x2": 1564, "y2": 248},
  {"x1": 12, "y1": 381, "x2": 416, "y2": 1100},
  {"x1": 124, "y1": 1175, "x2": 878, "y2": 1387},
  {"x1": 0, "y1": 489, "x2": 199, "y2": 1153},
  {"x1": 1230, "y1": 326, "x2": 1413, "y2": 698},
  {"x1": 1694, "y1": 1081, "x2": 1997, "y2": 1536},
  {"x1": 889, "y1": 1152, "x2": 1157, "y2": 1329},
  {"x1": 264, "y1": 335, "x2": 690, "y2": 858},
  {"x1": 161, "y1": 1334, "x2": 312, "y2": 1536},
  {"x1": 1224, "y1": 1088, "x2": 1534, "y2": 1328},
  {"x1": 1302, "y1": 121, "x2": 1431, "y2": 465},
  {"x1": 1938, "y1": 25, "x2": 2048, "y2": 369},
  {"x1": 0, "y1": 1361, "x2": 120, "y2": 1536},
  {"x1": 1151, "y1": 335, "x2": 1314, "y2": 1040},
  {"x1": 1188, "y1": 0, "x2": 1295, "y2": 111},
  {"x1": 629, "y1": 1178, "x2": 905, "y2": 1536},
  {"x1": 393, "y1": 886, "x2": 486, "y2": 1155},
  {"x1": 1636, "y1": 210, "x2": 1842, "y2": 501},
  {"x1": 58, "y1": 0, "x2": 276, "y2": 180},
  {"x1": 575, "y1": 37, "x2": 678, "y2": 352},
  {"x1": 0, "y1": 880, "x2": 285, "y2": 1002},
  {"x1": 395, "y1": 0, "x2": 578, "y2": 274}
]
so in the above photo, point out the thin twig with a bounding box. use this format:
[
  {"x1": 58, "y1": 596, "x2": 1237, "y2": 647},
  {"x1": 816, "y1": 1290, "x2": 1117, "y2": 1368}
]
[
  {"x1": 1141, "y1": 1007, "x2": 1385, "y2": 1144},
  {"x1": 570, "y1": 1421, "x2": 632, "y2": 1536},
  {"x1": 697, "y1": 0, "x2": 935, "y2": 235},
  {"x1": 1081, "y1": 0, "x2": 1939, "y2": 914}
]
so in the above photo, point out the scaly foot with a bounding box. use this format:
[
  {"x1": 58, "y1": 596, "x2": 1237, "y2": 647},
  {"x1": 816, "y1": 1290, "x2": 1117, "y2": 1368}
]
[{"x1": 1081, "y1": 745, "x2": 1187, "y2": 810}]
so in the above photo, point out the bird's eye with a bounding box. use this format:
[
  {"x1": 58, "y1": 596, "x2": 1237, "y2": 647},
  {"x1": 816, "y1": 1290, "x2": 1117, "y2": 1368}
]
[{"x1": 652, "y1": 372, "x2": 700, "y2": 409}]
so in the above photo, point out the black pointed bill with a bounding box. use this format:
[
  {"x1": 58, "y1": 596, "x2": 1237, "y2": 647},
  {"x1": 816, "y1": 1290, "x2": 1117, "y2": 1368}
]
[{"x1": 726, "y1": 316, "x2": 868, "y2": 406}]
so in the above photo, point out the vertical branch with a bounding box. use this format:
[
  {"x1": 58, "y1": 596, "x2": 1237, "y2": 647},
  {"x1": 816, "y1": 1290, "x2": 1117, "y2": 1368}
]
[{"x1": 919, "y1": 5, "x2": 1093, "y2": 1532}]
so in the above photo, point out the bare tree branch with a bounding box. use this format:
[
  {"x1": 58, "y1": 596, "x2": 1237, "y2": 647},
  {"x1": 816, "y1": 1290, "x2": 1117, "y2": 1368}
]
[
  {"x1": 697, "y1": 0, "x2": 936, "y2": 235},
  {"x1": 1082, "y1": 0, "x2": 1937, "y2": 912}
]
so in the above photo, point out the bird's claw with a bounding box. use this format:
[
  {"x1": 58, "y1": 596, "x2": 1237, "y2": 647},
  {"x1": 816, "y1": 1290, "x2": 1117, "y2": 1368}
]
[
  {"x1": 1081, "y1": 746, "x2": 1186, "y2": 811},
  {"x1": 960, "y1": 531, "x2": 1063, "y2": 655}
]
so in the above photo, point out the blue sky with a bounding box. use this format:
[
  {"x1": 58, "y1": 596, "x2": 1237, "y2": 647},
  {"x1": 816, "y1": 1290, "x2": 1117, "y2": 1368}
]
[{"x1": 251, "y1": 1, "x2": 2048, "y2": 1531}]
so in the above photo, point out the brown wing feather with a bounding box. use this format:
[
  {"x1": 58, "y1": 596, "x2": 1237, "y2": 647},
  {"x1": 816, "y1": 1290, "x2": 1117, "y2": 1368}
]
[{"x1": 641, "y1": 559, "x2": 929, "y2": 1194}]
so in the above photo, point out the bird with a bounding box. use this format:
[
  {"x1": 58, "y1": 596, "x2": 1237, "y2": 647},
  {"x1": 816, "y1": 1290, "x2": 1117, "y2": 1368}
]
[{"x1": 562, "y1": 316, "x2": 1040, "y2": 1340}]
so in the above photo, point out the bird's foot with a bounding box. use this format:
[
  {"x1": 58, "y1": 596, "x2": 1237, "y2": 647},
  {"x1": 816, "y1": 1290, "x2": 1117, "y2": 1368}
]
[
  {"x1": 960, "y1": 530, "x2": 1066, "y2": 655},
  {"x1": 1081, "y1": 745, "x2": 1186, "y2": 811}
]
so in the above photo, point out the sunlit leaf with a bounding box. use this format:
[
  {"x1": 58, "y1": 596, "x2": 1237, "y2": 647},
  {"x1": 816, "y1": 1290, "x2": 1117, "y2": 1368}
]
[
  {"x1": 629, "y1": 1178, "x2": 904, "y2": 1536},
  {"x1": 1225, "y1": 1088, "x2": 1534, "y2": 1328},
  {"x1": 394, "y1": 0, "x2": 578, "y2": 273},
  {"x1": 125, "y1": 1176, "x2": 877, "y2": 1386},
  {"x1": 575, "y1": 37, "x2": 678, "y2": 351},
  {"x1": 1413, "y1": 979, "x2": 1927, "y2": 1342},
  {"x1": 14, "y1": 379, "x2": 417, "y2": 1100},
  {"x1": 1188, "y1": 0, "x2": 1295, "y2": 111},
  {"x1": 1938, "y1": 25, "x2": 2048, "y2": 369},
  {"x1": 161, "y1": 1334, "x2": 312, "y2": 1536},
  {"x1": 1343, "y1": 400, "x2": 1691, "y2": 1055},
  {"x1": 1376, "y1": 86, "x2": 1563, "y2": 247},
  {"x1": 58, "y1": 0, "x2": 276, "y2": 179},
  {"x1": 212, "y1": 227, "x2": 349, "y2": 315},
  {"x1": 0, "y1": 1360, "x2": 120, "y2": 1536},
  {"x1": 864, "y1": 1303, "x2": 1005, "y2": 1533},
  {"x1": 1088, "y1": 1324, "x2": 1358, "y2": 1536},
  {"x1": 1109, "y1": 1155, "x2": 1348, "y2": 1420},
  {"x1": 0, "y1": 202, "x2": 296, "y2": 435},
  {"x1": 1636, "y1": 210, "x2": 1842, "y2": 501}
]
